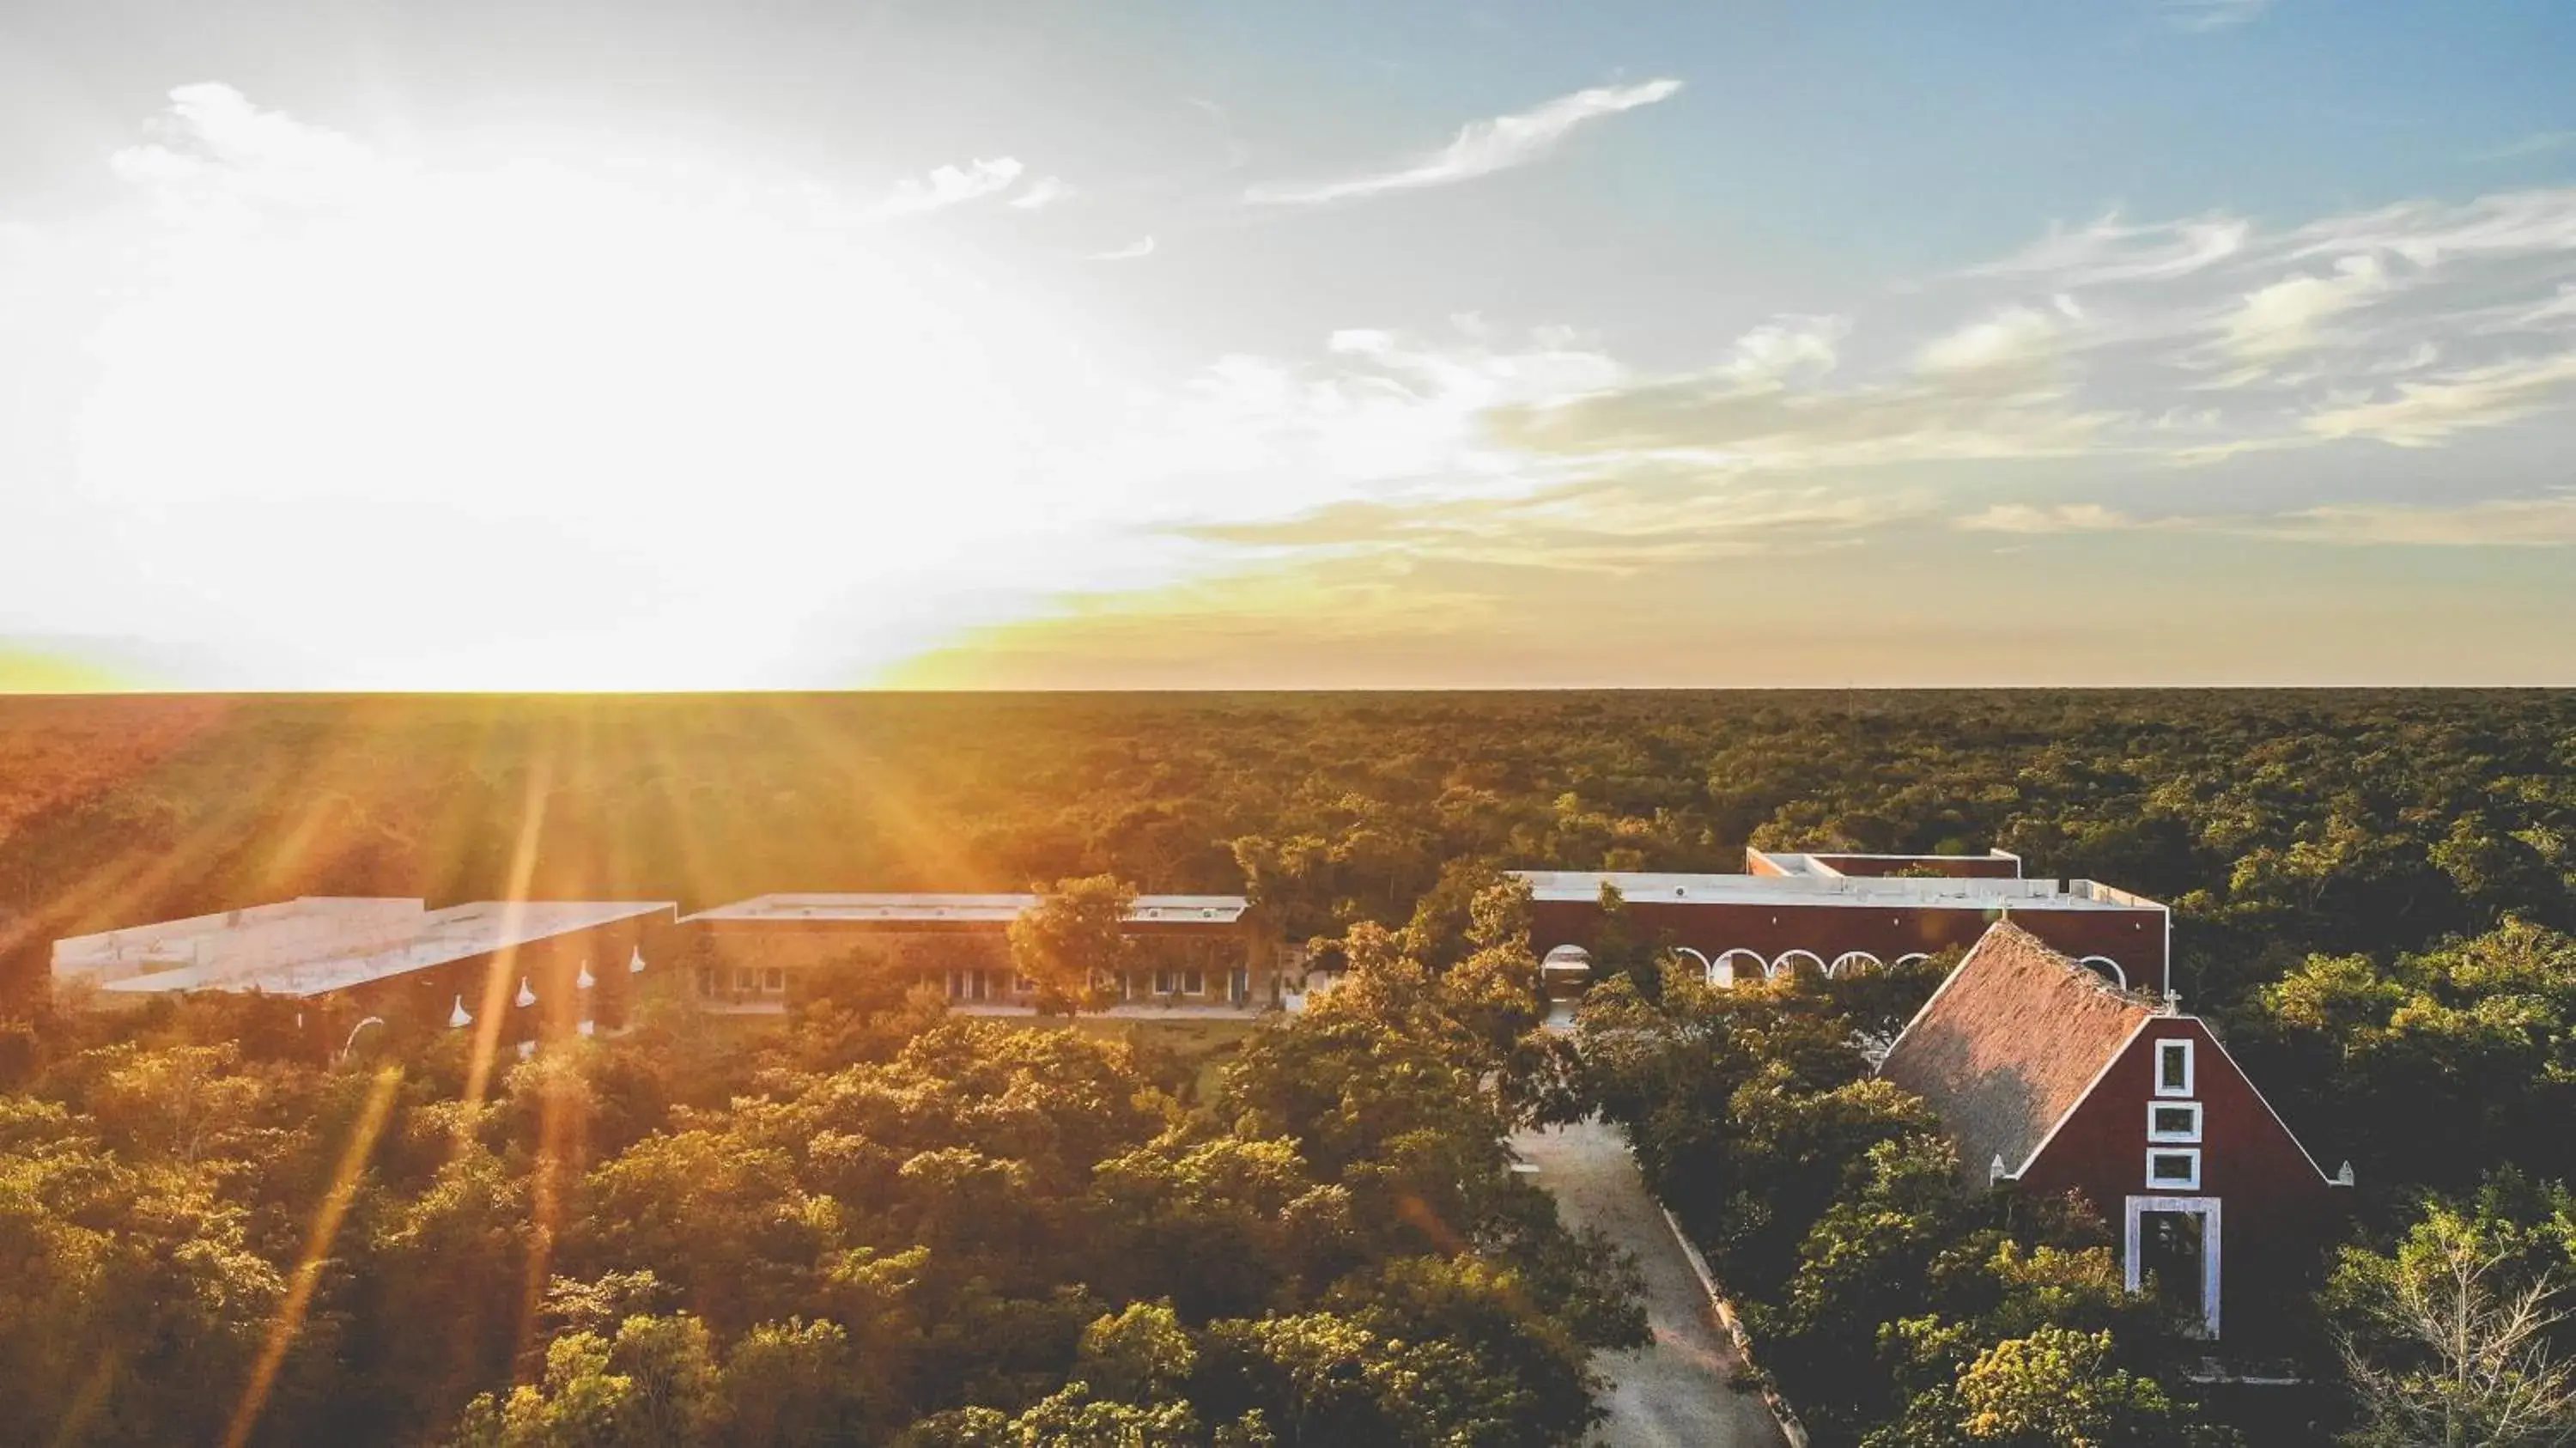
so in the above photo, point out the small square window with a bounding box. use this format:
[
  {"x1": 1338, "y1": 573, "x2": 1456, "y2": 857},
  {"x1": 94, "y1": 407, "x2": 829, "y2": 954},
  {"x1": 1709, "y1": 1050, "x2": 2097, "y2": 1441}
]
[
  {"x1": 762, "y1": 968, "x2": 785, "y2": 993},
  {"x1": 1183, "y1": 969, "x2": 1206, "y2": 995},
  {"x1": 2146, "y1": 1147, "x2": 2202, "y2": 1189},
  {"x1": 2154, "y1": 1038, "x2": 2195, "y2": 1098},
  {"x1": 2148, "y1": 1102, "x2": 2202, "y2": 1142}
]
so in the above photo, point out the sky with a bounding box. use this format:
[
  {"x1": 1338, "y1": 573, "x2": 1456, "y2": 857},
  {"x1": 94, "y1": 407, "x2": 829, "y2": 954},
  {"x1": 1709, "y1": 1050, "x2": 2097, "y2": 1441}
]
[{"x1": 4, "y1": 0, "x2": 2576, "y2": 690}]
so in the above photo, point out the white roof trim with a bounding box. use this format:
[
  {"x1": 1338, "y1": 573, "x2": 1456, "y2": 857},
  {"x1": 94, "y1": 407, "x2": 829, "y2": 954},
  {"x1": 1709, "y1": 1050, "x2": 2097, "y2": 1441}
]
[
  {"x1": 2191, "y1": 1021, "x2": 2346, "y2": 1186},
  {"x1": 2012, "y1": 1016, "x2": 2342, "y2": 1187}
]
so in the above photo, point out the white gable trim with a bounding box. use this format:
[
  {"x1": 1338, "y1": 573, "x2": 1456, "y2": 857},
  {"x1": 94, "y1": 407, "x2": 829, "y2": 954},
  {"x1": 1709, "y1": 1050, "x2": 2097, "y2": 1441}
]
[
  {"x1": 2013, "y1": 1016, "x2": 2343, "y2": 1187},
  {"x1": 2191, "y1": 1022, "x2": 2344, "y2": 1186}
]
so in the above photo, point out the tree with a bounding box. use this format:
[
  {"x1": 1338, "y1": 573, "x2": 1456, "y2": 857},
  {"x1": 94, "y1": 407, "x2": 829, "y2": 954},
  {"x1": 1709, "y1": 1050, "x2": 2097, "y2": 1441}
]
[
  {"x1": 1866, "y1": 1328, "x2": 2236, "y2": 1448},
  {"x1": 2330, "y1": 1187, "x2": 2576, "y2": 1448},
  {"x1": 1010, "y1": 875, "x2": 1139, "y2": 1015}
]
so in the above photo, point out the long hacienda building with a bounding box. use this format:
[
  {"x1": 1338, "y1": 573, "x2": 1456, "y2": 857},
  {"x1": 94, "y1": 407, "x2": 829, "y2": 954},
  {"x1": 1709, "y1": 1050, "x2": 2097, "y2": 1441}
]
[
  {"x1": 675, "y1": 891, "x2": 1299, "y2": 1013},
  {"x1": 52, "y1": 843, "x2": 2342, "y2": 1351},
  {"x1": 1519, "y1": 846, "x2": 2170, "y2": 996}
]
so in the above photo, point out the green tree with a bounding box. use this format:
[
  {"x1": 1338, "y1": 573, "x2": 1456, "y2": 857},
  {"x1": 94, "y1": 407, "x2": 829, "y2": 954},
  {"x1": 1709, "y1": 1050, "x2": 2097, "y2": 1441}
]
[
  {"x1": 1011, "y1": 874, "x2": 1139, "y2": 1015},
  {"x1": 1865, "y1": 1327, "x2": 2235, "y2": 1448},
  {"x1": 2329, "y1": 1183, "x2": 2576, "y2": 1448}
]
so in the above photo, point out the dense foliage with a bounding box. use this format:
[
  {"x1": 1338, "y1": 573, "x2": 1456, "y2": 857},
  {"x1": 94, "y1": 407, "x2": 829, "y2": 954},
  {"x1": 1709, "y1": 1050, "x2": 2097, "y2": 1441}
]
[
  {"x1": 5, "y1": 690, "x2": 2576, "y2": 1445},
  {"x1": 6, "y1": 691, "x2": 2573, "y2": 1009},
  {"x1": 0, "y1": 872, "x2": 1639, "y2": 1447}
]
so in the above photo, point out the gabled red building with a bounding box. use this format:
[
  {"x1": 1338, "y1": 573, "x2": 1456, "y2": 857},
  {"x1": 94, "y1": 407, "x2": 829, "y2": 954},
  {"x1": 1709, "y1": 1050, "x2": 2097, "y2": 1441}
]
[{"x1": 1877, "y1": 922, "x2": 2348, "y2": 1348}]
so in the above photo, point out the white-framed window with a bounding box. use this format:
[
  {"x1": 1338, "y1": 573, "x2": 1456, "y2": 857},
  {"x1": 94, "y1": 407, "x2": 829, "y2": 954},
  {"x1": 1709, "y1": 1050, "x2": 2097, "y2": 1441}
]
[
  {"x1": 762, "y1": 967, "x2": 785, "y2": 993},
  {"x1": 1183, "y1": 969, "x2": 1206, "y2": 995},
  {"x1": 2147, "y1": 1102, "x2": 2203, "y2": 1143},
  {"x1": 2146, "y1": 1147, "x2": 2202, "y2": 1190},
  {"x1": 2154, "y1": 1038, "x2": 2195, "y2": 1098},
  {"x1": 1154, "y1": 969, "x2": 1179, "y2": 995}
]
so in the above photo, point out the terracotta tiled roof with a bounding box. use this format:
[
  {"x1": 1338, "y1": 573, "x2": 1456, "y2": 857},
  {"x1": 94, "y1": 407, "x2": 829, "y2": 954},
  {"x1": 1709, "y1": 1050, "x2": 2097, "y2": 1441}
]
[{"x1": 1877, "y1": 921, "x2": 2159, "y2": 1189}]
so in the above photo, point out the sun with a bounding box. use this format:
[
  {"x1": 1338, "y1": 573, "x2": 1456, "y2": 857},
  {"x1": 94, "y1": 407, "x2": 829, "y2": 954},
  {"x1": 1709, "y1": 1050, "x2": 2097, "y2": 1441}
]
[{"x1": 70, "y1": 104, "x2": 1135, "y2": 689}]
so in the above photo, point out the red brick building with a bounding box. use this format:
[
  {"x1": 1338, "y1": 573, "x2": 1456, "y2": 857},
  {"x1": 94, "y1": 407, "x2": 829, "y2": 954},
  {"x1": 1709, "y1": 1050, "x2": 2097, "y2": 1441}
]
[
  {"x1": 1518, "y1": 848, "x2": 2170, "y2": 996},
  {"x1": 1878, "y1": 922, "x2": 2349, "y2": 1347}
]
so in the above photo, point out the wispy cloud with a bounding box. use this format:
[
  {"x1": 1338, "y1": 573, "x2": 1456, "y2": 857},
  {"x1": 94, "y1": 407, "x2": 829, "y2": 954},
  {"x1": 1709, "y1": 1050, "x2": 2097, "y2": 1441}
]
[
  {"x1": 877, "y1": 157, "x2": 1026, "y2": 216},
  {"x1": 2220, "y1": 254, "x2": 2388, "y2": 362},
  {"x1": 2478, "y1": 131, "x2": 2576, "y2": 162},
  {"x1": 2301, "y1": 350, "x2": 2576, "y2": 446},
  {"x1": 1956, "y1": 493, "x2": 2576, "y2": 548},
  {"x1": 1085, "y1": 235, "x2": 1157, "y2": 262},
  {"x1": 1965, "y1": 212, "x2": 2249, "y2": 287},
  {"x1": 1916, "y1": 303, "x2": 2070, "y2": 376},
  {"x1": 2162, "y1": 0, "x2": 2268, "y2": 33},
  {"x1": 1244, "y1": 78, "x2": 1682, "y2": 206},
  {"x1": 1956, "y1": 502, "x2": 2143, "y2": 535},
  {"x1": 1009, "y1": 176, "x2": 1074, "y2": 210}
]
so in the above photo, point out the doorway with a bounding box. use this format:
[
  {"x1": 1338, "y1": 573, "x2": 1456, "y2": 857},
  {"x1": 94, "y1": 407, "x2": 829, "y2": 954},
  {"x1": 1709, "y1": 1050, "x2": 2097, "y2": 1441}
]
[{"x1": 2124, "y1": 1196, "x2": 2221, "y2": 1338}]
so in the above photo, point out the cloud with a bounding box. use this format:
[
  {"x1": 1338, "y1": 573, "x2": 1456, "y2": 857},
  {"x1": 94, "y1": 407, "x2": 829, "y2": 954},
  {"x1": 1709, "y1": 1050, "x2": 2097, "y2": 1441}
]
[
  {"x1": 1244, "y1": 78, "x2": 1682, "y2": 205},
  {"x1": 2257, "y1": 495, "x2": 2576, "y2": 546},
  {"x1": 1010, "y1": 176, "x2": 1074, "y2": 210},
  {"x1": 2221, "y1": 254, "x2": 2388, "y2": 362},
  {"x1": 1954, "y1": 502, "x2": 2142, "y2": 534},
  {"x1": 1085, "y1": 235, "x2": 1157, "y2": 262},
  {"x1": 1953, "y1": 493, "x2": 2576, "y2": 548},
  {"x1": 109, "y1": 82, "x2": 383, "y2": 216},
  {"x1": 877, "y1": 157, "x2": 1026, "y2": 216},
  {"x1": 2162, "y1": 0, "x2": 2268, "y2": 32},
  {"x1": 2479, "y1": 131, "x2": 2576, "y2": 162},
  {"x1": 1917, "y1": 303, "x2": 2067, "y2": 376},
  {"x1": 1968, "y1": 212, "x2": 2250, "y2": 287},
  {"x1": 1722, "y1": 315, "x2": 1850, "y2": 386},
  {"x1": 2282, "y1": 188, "x2": 2576, "y2": 267},
  {"x1": 1186, "y1": 472, "x2": 1912, "y2": 575},
  {"x1": 2300, "y1": 350, "x2": 2576, "y2": 446}
]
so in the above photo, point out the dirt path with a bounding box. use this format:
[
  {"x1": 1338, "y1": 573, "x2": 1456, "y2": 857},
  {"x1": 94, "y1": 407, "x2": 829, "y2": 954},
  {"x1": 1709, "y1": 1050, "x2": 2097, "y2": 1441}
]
[{"x1": 1512, "y1": 1120, "x2": 1789, "y2": 1448}]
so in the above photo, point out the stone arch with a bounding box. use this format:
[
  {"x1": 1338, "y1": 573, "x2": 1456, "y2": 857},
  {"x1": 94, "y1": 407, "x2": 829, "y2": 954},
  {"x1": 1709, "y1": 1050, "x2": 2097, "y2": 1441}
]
[
  {"x1": 1711, "y1": 948, "x2": 1767, "y2": 989},
  {"x1": 1826, "y1": 950, "x2": 1885, "y2": 978},
  {"x1": 1771, "y1": 948, "x2": 1826, "y2": 979},
  {"x1": 1893, "y1": 952, "x2": 1933, "y2": 970},
  {"x1": 1671, "y1": 946, "x2": 1712, "y2": 976},
  {"x1": 2077, "y1": 955, "x2": 2128, "y2": 989}
]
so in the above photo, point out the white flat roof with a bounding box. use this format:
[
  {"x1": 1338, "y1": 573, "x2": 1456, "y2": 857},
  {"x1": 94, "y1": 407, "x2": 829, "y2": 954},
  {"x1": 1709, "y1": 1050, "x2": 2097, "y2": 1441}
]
[
  {"x1": 683, "y1": 892, "x2": 1252, "y2": 926},
  {"x1": 1514, "y1": 871, "x2": 2159, "y2": 912},
  {"x1": 94, "y1": 899, "x2": 676, "y2": 999}
]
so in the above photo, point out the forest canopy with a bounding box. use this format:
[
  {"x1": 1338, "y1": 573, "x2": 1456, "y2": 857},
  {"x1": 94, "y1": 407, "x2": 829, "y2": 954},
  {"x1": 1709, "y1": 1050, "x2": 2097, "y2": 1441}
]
[{"x1": 3, "y1": 690, "x2": 2575, "y2": 1445}]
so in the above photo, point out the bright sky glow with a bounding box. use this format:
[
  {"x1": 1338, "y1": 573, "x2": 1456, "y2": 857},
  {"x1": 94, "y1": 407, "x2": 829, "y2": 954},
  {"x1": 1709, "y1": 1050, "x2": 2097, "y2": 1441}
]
[{"x1": 4, "y1": 1, "x2": 2576, "y2": 688}]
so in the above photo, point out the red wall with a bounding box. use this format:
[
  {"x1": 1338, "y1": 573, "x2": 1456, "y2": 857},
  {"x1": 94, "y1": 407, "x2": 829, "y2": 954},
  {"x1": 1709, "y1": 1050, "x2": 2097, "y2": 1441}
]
[
  {"x1": 2015, "y1": 1018, "x2": 2345, "y2": 1348},
  {"x1": 1528, "y1": 897, "x2": 2166, "y2": 995}
]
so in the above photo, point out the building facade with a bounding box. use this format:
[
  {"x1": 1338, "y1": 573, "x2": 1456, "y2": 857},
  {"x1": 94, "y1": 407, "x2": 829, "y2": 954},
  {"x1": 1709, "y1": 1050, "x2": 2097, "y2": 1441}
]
[
  {"x1": 52, "y1": 896, "x2": 677, "y2": 1052},
  {"x1": 678, "y1": 892, "x2": 1295, "y2": 1015},
  {"x1": 1877, "y1": 922, "x2": 2348, "y2": 1349},
  {"x1": 1518, "y1": 847, "x2": 2171, "y2": 995}
]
